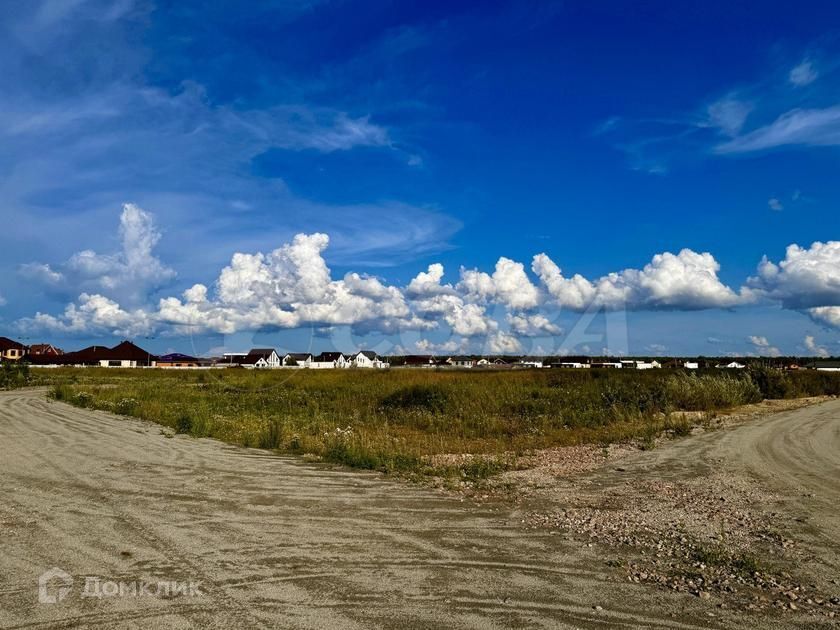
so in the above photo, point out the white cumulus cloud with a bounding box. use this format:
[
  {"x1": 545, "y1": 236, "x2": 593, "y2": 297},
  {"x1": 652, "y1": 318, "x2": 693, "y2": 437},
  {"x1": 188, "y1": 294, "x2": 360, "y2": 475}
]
[
  {"x1": 19, "y1": 203, "x2": 176, "y2": 306},
  {"x1": 506, "y1": 313, "x2": 562, "y2": 336},
  {"x1": 415, "y1": 338, "x2": 466, "y2": 353},
  {"x1": 18, "y1": 293, "x2": 154, "y2": 337},
  {"x1": 533, "y1": 248, "x2": 743, "y2": 311},
  {"x1": 14, "y1": 205, "x2": 840, "y2": 344},
  {"x1": 804, "y1": 335, "x2": 829, "y2": 358},
  {"x1": 748, "y1": 335, "x2": 781, "y2": 357},
  {"x1": 748, "y1": 241, "x2": 840, "y2": 309},
  {"x1": 458, "y1": 257, "x2": 541, "y2": 309},
  {"x1": 486, "y1": 331, "x2": 522, "y2": 354},
  {"x1": 406, "y1": 263, "x2": 452, "y2": 297},
  {"x1": 158, "y1": 232, "x2": 416, "y2": 335},
  {"x1": 808, "y1": 306, "x2": 840, "y2": 329}
]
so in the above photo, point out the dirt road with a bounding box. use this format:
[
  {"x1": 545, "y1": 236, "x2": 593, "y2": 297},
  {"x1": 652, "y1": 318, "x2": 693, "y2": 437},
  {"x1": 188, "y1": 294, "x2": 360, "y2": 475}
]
[
  {"x1": 1, "y1": 390, "x2": 838, "y2": 629},
  {"x1": 595, "y1": 396, "x2": 840, "y2": 584}
]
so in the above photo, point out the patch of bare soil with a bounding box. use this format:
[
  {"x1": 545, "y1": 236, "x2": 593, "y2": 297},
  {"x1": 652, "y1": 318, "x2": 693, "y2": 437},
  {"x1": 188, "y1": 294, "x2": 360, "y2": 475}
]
[
  {"x1": 455, "y1": 397, "x2": 840, "y2": 624},
  {"x1": 526, "y1": 473, "x2": 839, "y2": 620}
]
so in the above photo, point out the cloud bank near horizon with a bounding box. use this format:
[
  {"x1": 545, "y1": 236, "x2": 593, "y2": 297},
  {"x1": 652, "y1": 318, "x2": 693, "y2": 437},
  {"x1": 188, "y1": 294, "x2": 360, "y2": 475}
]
[{"x1": 11, "y1": 205, "x2": 840, "y2": 351}]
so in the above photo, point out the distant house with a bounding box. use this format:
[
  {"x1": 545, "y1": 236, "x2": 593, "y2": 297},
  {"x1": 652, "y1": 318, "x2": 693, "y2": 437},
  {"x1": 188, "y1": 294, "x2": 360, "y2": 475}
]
[
  {"x1": 283, "y1": 352, "x2": 313, "y2": 368},
  {"x1": 311, "y1": 352, "x2": 347, "y2": 369},
  {"x1": 243, "y1": 349, "x2": 281, "y2": 369},
  {"x1": 448, "y1": 356, "x2": 475, "y2": 368},
  {"x1": 53, "y1": 341, "x2": 156, "y2": 367},
  {"x1": 402, "y1": 355, "x2": 436, "y2": 367},
  {"x1": 717, "y1": 361, "x2": 746, "y2": 369},
  {"x1": 683, "y1": 361, "x2": 700, "y2": 370},
  {"x1": 809, "y1": 360, "x2": 840, "y2": 372},
  {"x1": 157, "y1": 353, "x2": 206, "y2": 368},
  {"x1": 475, "y1": 358, "x2": 490, "y2": 367},
  {"x1": 54, "y1": 345, "x2": 112, "y2": 366},
  {"x1": 28, "y1": 343, "x2": 63, "y2": 357},
  {"x1": 551, "y1": 362, "x2": 590, "y2": 369},
  {"x1": 101, "y1": 341, "x2": 157, "y2": 367},
  {"x1": 591, "y1": 361, "x2": 623, "y2": 369},
  {"x1": 352, "y1": 351, "x2": 387, "y2": 368},
  {"x1": 517, "y1": 359, "x2": 543, "y2": 368},
  {"x1": 0, "y1": 337, "x2": 26, "y2": 362},
  {"x1": 215, "y1": 353, "x2": 248, "y2": 367},
  {"x1": 491, "y1": 357, "x2": 509, "y2": 366},
  {"x1": 622, "y1": 360, "x2": 661, "y2": 370}
]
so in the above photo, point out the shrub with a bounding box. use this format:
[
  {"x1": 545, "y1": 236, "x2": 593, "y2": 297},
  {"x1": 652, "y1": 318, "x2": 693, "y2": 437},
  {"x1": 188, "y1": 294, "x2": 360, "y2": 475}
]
[
  {"x1": 664, "y1": 373, "x2": 760, "y2": 410},
  {"x1": 379, "y1": 384, "x2": 450, "y2": 413},
  {"x1": 0, "y1": 362, "x2": 30, "y2": 389},
  {"x1": 747, "y1": 366, "x2": 787, "y2": 399},
  {"x1": 175, "y1": 413, "x2": 193, "y2": 434},
  {"x1": 259, "y1": 418, "x2": 284, "y2": 449},
  {"x1": 73, "y1": 391, "x2": 94, "y2": 407},
  {"x1": 115, "y1": 398, "x2": 138, "y2": 415}
]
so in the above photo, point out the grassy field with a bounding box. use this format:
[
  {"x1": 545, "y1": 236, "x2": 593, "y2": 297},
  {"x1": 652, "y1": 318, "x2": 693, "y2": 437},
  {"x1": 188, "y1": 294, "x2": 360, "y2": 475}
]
[{"x1": 23, "y1": 365, "x2": 839, "y2": 479}]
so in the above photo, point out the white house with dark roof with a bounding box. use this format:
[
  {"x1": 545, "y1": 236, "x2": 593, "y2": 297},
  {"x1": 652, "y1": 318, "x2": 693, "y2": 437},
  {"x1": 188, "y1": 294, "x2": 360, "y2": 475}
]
[
  {"x1": 352, "y1": 350, "x2": 388, "y2": 368},
  {"x1": 243, "y1": 349, "x2": 281, "y2": 369},
  {"x1": 310, "y1": 352, "x2": 347, "y2": 369},
  {"x1": 282, "y1": 352, "x2": 313, "y2": 368}
]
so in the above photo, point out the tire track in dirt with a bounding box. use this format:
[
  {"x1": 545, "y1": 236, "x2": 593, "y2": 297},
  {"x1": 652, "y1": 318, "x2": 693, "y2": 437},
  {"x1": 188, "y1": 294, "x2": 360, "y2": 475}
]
[{"x1": 0, "y1": 389, "x2": 820, "y2": 629}]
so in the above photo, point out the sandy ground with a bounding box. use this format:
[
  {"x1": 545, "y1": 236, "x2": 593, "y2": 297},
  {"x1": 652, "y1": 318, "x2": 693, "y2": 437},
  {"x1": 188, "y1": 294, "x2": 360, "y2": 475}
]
[
  {"x1": 511, "y1": 398, "x2": 840, "y2": 626},
  {"x1": 1, "y1": 389, "x2": 838, "y2": 629}
]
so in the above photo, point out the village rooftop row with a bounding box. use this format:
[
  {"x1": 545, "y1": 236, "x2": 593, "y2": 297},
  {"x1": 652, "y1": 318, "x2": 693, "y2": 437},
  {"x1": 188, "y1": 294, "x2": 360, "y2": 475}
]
[{"x1": 1, "y1": 336, "x2": 839, "y2": 371}]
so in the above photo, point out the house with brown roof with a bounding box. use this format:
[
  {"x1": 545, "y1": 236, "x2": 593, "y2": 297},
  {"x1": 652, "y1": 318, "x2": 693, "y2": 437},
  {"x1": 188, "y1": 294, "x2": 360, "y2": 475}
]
[
  {"x1": 104, "y1": 341, "x2": 157, "y2": 367},
  {"x1": 0, "y1": 337, "x2": 26, "y2": 362},
  {"x1": 54, "y1": 345, "x2": 113, "y2": 366},
  {"x1": 28, "y1": 343, "x2": 64, "y2": 357},
  {"x1": 54, "y1": 341, "x2": 157, "y2": 367}
]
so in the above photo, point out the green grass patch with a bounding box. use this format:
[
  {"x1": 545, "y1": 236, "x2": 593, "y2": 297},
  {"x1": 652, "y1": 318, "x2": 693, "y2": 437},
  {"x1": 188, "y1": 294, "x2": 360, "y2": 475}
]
[{"x1": 35, "y1": 366, "x2": 839, "y2": 479}]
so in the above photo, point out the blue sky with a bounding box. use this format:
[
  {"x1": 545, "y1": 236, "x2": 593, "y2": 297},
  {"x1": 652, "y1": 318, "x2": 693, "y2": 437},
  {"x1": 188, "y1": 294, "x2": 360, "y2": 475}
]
[{"x1": 1, "y1": 0, "x2": 839, "y2": 357}]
